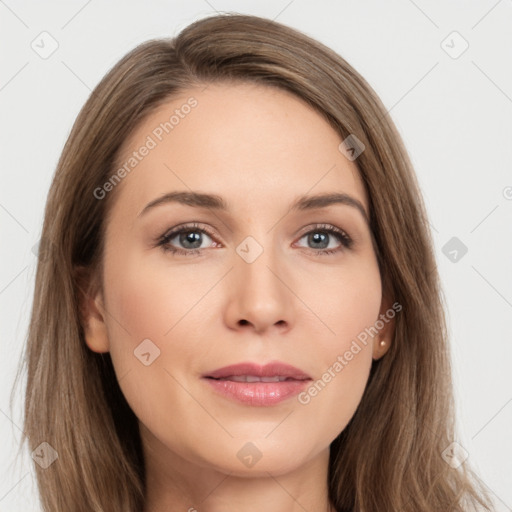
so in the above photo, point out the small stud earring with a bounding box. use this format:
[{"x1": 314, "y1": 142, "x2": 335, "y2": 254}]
[{"x1": 379, "y1": 339, "x2": 386, "y2": 347}]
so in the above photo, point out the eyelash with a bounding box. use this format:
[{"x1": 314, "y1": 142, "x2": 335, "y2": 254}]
[{"x1": 156, "y1": 222, "x2": 353, "y2": 257}]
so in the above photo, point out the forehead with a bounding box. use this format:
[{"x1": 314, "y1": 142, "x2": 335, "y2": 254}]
[{"x1": 111, "y1": 82, "x2": 368, "y2": 217}]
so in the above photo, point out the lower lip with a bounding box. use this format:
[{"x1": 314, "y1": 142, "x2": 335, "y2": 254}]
[{"x1": 203, "y1": 378, "x2": 310, "y2": 406}]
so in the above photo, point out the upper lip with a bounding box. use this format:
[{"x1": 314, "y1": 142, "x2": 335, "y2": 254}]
[{"x1": 203, "y1": 361, "x2": 312, "y2": 380}]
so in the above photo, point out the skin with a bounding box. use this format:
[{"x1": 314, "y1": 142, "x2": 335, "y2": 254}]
[{"x1": 82, "y1": 82, "x2": 393, "y2": 512}]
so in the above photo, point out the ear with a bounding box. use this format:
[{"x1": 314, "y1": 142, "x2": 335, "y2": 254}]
[
  {"x1": 372, "y1": 294, "x2": 398, "y2": 361},
  {"x1": 74, "y1": 266, "x2": 110, "y2": 354}
]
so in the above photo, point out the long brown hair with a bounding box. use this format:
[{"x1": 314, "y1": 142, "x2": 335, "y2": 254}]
[{"x1": 12, "y1": 12, "x2": 495, "y2": 511}]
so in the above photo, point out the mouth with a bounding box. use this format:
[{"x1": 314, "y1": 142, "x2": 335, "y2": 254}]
[
  {"x1": 202, "y1": 361, "x2": 312, "y2": 406},
  {"x1": 203, "y1": 361, "x2": 312, "y2": 380},
  {"x1": 206, "y1": 375, "x2": 307, "y2": 382}
]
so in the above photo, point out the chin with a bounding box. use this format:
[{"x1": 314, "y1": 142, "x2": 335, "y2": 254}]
[{"x1": 193, "y1": 436, "x2": 323, "y2": 477}]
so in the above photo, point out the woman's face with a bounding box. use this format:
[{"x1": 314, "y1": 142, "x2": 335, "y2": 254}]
[{"x1": 84, "y1": 82, "x2": 391, "y2": 477}]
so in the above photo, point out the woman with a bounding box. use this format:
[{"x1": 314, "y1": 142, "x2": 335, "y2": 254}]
[{"x1": 13, "y1": 12, "x2": 494, "y2": 512}]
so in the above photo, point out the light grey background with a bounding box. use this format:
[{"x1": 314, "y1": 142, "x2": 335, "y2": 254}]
[{"x1": 1, "y1": 1, "x2": 511, "y2": 510}]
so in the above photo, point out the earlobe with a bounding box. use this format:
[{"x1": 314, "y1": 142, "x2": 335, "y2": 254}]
[
  {"x1": 373, "y1": 338, "x2": 391, "y2": 360},
  {"x1": 75, "y1": 266, "x2": 110, "y2": 354},
  {"x1": 371, "y1": 295, "x2": 396, "y2": 360},
  {"x1": 83, "y1": 294, "x2": 110, "y2": 354}
]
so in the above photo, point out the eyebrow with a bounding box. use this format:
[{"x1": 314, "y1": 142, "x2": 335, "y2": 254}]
[{"x1": 137, "y1": 190, "x2": 369, "y2": 224}]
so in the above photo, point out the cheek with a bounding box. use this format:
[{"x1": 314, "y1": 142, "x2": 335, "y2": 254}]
[
  {"x1": 294, "y1": 252, "x2": 382, "y2": 348},
  {"x1": 100, "y1": 246, "x2": 221, "y2": 383},
  {"x1": 99, "y1": 252, "x2": 208, "y2": 438},
  {"x1": 294, "y1": 262, "x2": 381, "y2": 432},
  {"x1": 296, "y1": 345, "x2": 372, "y2": 454},
  {"x1": 103, "y1": 249, "x2": 209, "y2": 347}
]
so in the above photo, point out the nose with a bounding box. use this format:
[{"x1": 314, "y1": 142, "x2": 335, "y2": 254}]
[{"x1": 223, "y1": 242, "x2": 295, "y2": 335}]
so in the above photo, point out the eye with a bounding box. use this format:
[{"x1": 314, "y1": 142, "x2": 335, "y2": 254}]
[
  {"x1": 156, "y1": 222, "x2": 219, "y2": 256},
  {"x1": 295, "y1": 224, "x2": 353, "y2": 256},
  {"x1": 156, "y1": 222, "x2": 353, "y2": 257}
]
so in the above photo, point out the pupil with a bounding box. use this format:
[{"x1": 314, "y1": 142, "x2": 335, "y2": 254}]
[
  {"x1": 181, "y1": 231, "x2": 202, "y2": 249},
  {"x1": 310, "y1": 232, "x2": 328, "y2": 249}
]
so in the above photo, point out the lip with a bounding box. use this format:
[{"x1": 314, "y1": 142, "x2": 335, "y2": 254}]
[{"x1": 202, "y1": 361, "x2": 312, "y2": 406}]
